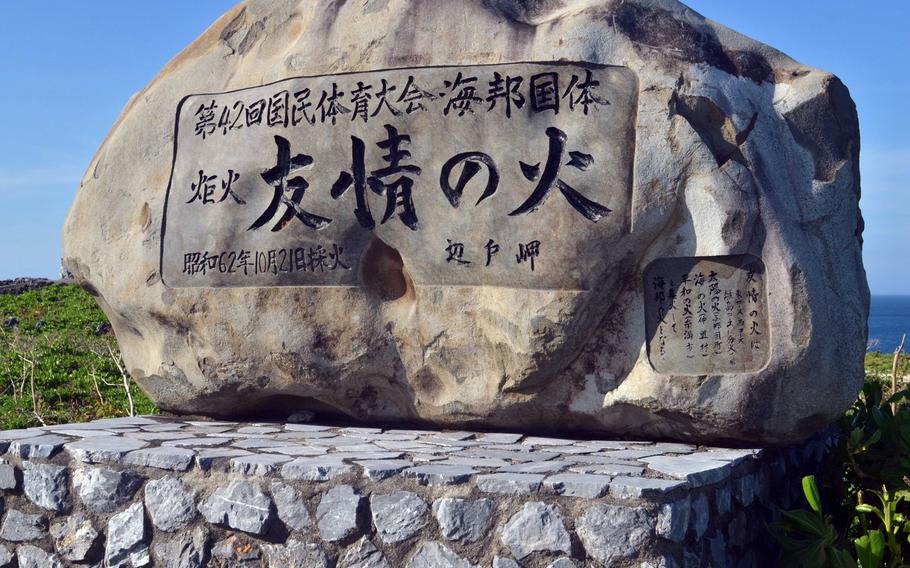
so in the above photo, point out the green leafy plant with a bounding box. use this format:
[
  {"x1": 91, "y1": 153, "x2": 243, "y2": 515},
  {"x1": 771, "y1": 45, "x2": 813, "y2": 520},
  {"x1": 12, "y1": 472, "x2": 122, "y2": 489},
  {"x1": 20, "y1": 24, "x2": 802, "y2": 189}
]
[
  {"x1": 855, "y1": 486, "x2": 910, "y2": 567},
  {"x1": 770, "y1": 476, "x2": 857, "y2": 567},
  {"x1": 842, "y1": 381, "x2": 910, "y2": 490},
  {"x1": 771, "y1": 368, "x2": 910, "y2": 567}
]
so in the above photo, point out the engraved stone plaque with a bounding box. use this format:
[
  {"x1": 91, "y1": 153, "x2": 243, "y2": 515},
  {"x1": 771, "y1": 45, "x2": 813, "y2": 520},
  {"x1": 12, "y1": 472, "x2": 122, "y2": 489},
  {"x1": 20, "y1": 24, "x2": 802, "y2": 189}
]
[
  {"x1": 160, "y1": 62, "x2": 637, "y2": 289},
  {"x1": 643, "y1": 255, "x2": 770, "y2": 375}
]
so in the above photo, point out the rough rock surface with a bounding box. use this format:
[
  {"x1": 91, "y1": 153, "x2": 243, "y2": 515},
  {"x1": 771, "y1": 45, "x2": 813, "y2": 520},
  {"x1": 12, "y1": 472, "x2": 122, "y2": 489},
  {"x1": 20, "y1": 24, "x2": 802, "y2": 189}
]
[
  {"x1": 270, "y1": 481, "x2": 312, "y2": 531},
  {"x1": 105, "y1": 502, "x2": 149, "y2": 568},
  {"x1": 576, "y1": 504, "x2": 654, "y2": 564},
  {"x1": 211, "y1": 535, "x2": 260, "y2": 566},
  {"x1": 22, "y1": 461, "x2": 69, "y2": 512},
  {"x1": 339, "y1": 537, "x2": 391, "y2": 568},
  {"x1": 151, "y1": 527, "x2": 209, "y2": 568},
  {"x1": 261, "y1": 540, "x2": 331, "y2": 568},
  {"x1": 198, "y1": 480, "x2": 273, "y2": 535},
  {"x1": 0, "y1": 461, "x2": 17, "y2": 491},
  {"x1": 657, "y1": 497, "x2": 691, "y2": 542},
  {"x1": 316, "y1": 485, "x2": 364, "y2": 542},
  {"x1": 0, "y1": 510, "x2": 47, "y2": 542},
  {"x1": 500, "y1": 502, "x2": 572, "y2": 560},
  {"x1": 371, "y1": 491, "x2": 429, "y2": 544},
  {"x1": 145, "y1": 475, "x2": 196, "y2": 531},
  {"x1": 433, "y1": 498, "x2": 495, "y2": 543},
  {"x1": 16, "y1": 544, "x2": 63, "y2": 568},
  {"x1": 73, "y1": 467, "x2": 142, "y2": 512},
  {"x1": 62, "y1": 0, "x2": 867, "y2": 444},
  {"x1": 50, "y1": 513, "x2": 101, "y2": 563},
  {"x1": 408, "y1": 541, "x2": 479, "y2": 568},
  {"x1": 0, "y1": 545, "x2": 11, "y2": 568}
]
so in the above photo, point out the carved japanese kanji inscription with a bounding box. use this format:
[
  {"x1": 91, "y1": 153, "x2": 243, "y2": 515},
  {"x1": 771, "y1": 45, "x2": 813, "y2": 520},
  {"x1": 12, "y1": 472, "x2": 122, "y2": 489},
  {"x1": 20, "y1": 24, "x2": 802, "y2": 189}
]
[
  {"x1": 644, "y1": 255, "x2": 771, "y2": 374},
  {"x1": 161, "y1": 62, "x2": 637, "y2": 289}
]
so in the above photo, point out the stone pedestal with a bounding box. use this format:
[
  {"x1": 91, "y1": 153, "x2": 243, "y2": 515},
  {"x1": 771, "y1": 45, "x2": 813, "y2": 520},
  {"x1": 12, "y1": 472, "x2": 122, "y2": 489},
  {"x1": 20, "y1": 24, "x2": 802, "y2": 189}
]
[{"x1": 0, "y1": 416, "x2": 829, "y2": 567}]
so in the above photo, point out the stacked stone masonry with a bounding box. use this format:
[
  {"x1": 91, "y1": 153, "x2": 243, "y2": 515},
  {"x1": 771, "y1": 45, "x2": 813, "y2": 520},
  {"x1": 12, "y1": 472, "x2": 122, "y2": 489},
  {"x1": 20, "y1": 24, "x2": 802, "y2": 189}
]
[{"x1": 0, "y1": 416, "x2": 829, "y2": 567}]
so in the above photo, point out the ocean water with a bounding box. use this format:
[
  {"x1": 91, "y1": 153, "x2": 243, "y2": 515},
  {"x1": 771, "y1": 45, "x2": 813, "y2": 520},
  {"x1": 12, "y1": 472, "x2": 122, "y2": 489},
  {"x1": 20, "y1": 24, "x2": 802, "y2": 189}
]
[{"x1": 869, "y1": 295, "x2": 910, "y2": 353}]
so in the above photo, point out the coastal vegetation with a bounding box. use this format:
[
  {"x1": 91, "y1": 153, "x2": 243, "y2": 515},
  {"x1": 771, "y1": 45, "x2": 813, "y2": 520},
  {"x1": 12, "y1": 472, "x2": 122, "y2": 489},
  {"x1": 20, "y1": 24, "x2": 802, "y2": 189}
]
[
  {"x1": 772, "y1": 342, "x2": 910, "y2": 566},
  {"x1": 0, "y1": 283, "x2": 155, "y2": 430}
]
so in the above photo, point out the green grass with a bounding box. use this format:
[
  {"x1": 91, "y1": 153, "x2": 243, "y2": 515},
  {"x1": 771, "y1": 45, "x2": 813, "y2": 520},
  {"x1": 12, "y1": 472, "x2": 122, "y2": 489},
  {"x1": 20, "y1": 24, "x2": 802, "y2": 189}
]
[
  {"x1": 0, "y1": 284, "x2": 156, "y2": 430},
  {"x1": 865, "y1": 350, "x2": 907, "y2": 377}
]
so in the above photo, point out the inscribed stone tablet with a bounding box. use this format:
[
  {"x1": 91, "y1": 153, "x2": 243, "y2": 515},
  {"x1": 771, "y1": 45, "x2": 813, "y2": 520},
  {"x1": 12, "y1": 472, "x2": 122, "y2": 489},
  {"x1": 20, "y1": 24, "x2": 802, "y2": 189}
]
[
  {"x1": 160, "y1": 62, "x2": 637, "y2": 290},
  {"x1": 643, "y1": 255, "x2": 770, "y2": 375}
]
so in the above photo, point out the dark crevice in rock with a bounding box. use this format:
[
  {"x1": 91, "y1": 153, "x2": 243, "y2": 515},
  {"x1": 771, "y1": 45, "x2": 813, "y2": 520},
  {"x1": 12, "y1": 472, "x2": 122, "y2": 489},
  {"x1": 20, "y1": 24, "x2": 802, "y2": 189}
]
[
  {"x1": 360, "y1": 237, "x2": 413, "y2": 302},
  {"x1": 783, "y1": 76, "x2": 860, "y2": 183},
  {"x1": 219, "y1": 7, "x2": 247, "y2": 56},
  {"x1": 670, "y1": 93, "x2": 756, "y2": 168},
  {"x1": 727, "y1": 50, "x2": 774, "y2": 85},
  {"x1": 223, "y1": 394, "x2": 344, "y2": 422},
  {"x1": 79, "y1": 280, "x2": 101, "y2": 298},
  {"x1": 613, "y1": 3, "x2": 736, "y2": 75},
  {"x1": 318, "y1": 0, "x2": 353, "y2": 37},
  {"x1": 720, "y1": 210, "x2": 746, "y2": 245},
  {"x1": 148, "y1": 312, "x2": 190, "y2": 337},
  {"x1": 237, "y1": 19, "x2": 266, "y2": 56},
  {"x1": 220, "y1": 7, "x2": 267, "y2": 57},
  {"x1": 735, "y1": 112, "x2": 758, "y2": 146},
  {"x1": 484, "y1": 0, "x2": 579, "y2": 25},
  {"x1": 139, "y1": 202, "x2": 152, "y2": 232},
  {"x1": 612, "y1": 4, "x2": 773, "y2": 84}
]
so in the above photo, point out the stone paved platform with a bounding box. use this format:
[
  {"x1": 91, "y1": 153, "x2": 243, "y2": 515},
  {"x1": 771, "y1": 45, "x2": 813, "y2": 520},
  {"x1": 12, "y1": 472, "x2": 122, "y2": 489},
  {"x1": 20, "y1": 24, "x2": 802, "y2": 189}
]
[{"x1": 0, "y1": 416, "x2": 829, "y2": 567}]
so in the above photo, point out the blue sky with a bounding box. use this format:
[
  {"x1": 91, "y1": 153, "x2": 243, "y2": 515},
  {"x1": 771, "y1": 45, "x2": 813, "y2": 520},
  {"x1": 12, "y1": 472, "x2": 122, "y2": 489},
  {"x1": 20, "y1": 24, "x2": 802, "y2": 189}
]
[{"x1": 0, "y1": 1, "x2": 907, "y2": 294}]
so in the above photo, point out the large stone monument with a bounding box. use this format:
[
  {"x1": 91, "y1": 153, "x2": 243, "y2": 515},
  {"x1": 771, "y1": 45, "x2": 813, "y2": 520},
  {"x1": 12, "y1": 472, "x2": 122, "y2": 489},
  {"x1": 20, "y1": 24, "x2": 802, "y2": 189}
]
[{"x1": 63, "y1": 0, "x2": 868, "y2": 445}]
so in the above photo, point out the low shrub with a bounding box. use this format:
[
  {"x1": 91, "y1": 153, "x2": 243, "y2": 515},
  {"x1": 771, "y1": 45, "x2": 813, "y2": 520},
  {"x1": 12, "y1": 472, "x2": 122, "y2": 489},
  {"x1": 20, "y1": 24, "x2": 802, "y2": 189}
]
[
  {"x1": 772, "y1": 374, "x2": 910, "y2": 567},
  {"x1": 0, "y1": 284, "x2": 156, "y2": 429}
]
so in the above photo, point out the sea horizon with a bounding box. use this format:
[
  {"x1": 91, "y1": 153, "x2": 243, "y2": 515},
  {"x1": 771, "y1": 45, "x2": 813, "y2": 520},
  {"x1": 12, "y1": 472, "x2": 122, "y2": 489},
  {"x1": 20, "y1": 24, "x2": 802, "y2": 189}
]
[{"x1": 869, "y1": 294, "x2": 910, "y2": 353}]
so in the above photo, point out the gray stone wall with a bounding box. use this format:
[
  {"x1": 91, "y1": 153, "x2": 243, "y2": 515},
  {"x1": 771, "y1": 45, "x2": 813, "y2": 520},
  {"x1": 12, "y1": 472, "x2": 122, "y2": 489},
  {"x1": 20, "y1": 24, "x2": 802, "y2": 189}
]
[{"x1": 0, "y1": 417, "x2": 829, "y2": 567}]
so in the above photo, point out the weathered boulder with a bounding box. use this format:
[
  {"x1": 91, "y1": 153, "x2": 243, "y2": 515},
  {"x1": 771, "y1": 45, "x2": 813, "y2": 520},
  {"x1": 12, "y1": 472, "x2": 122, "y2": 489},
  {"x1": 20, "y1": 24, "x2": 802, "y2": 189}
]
[{"x1": 62, "y1": 0, "x2": 867, "y2": 444}]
